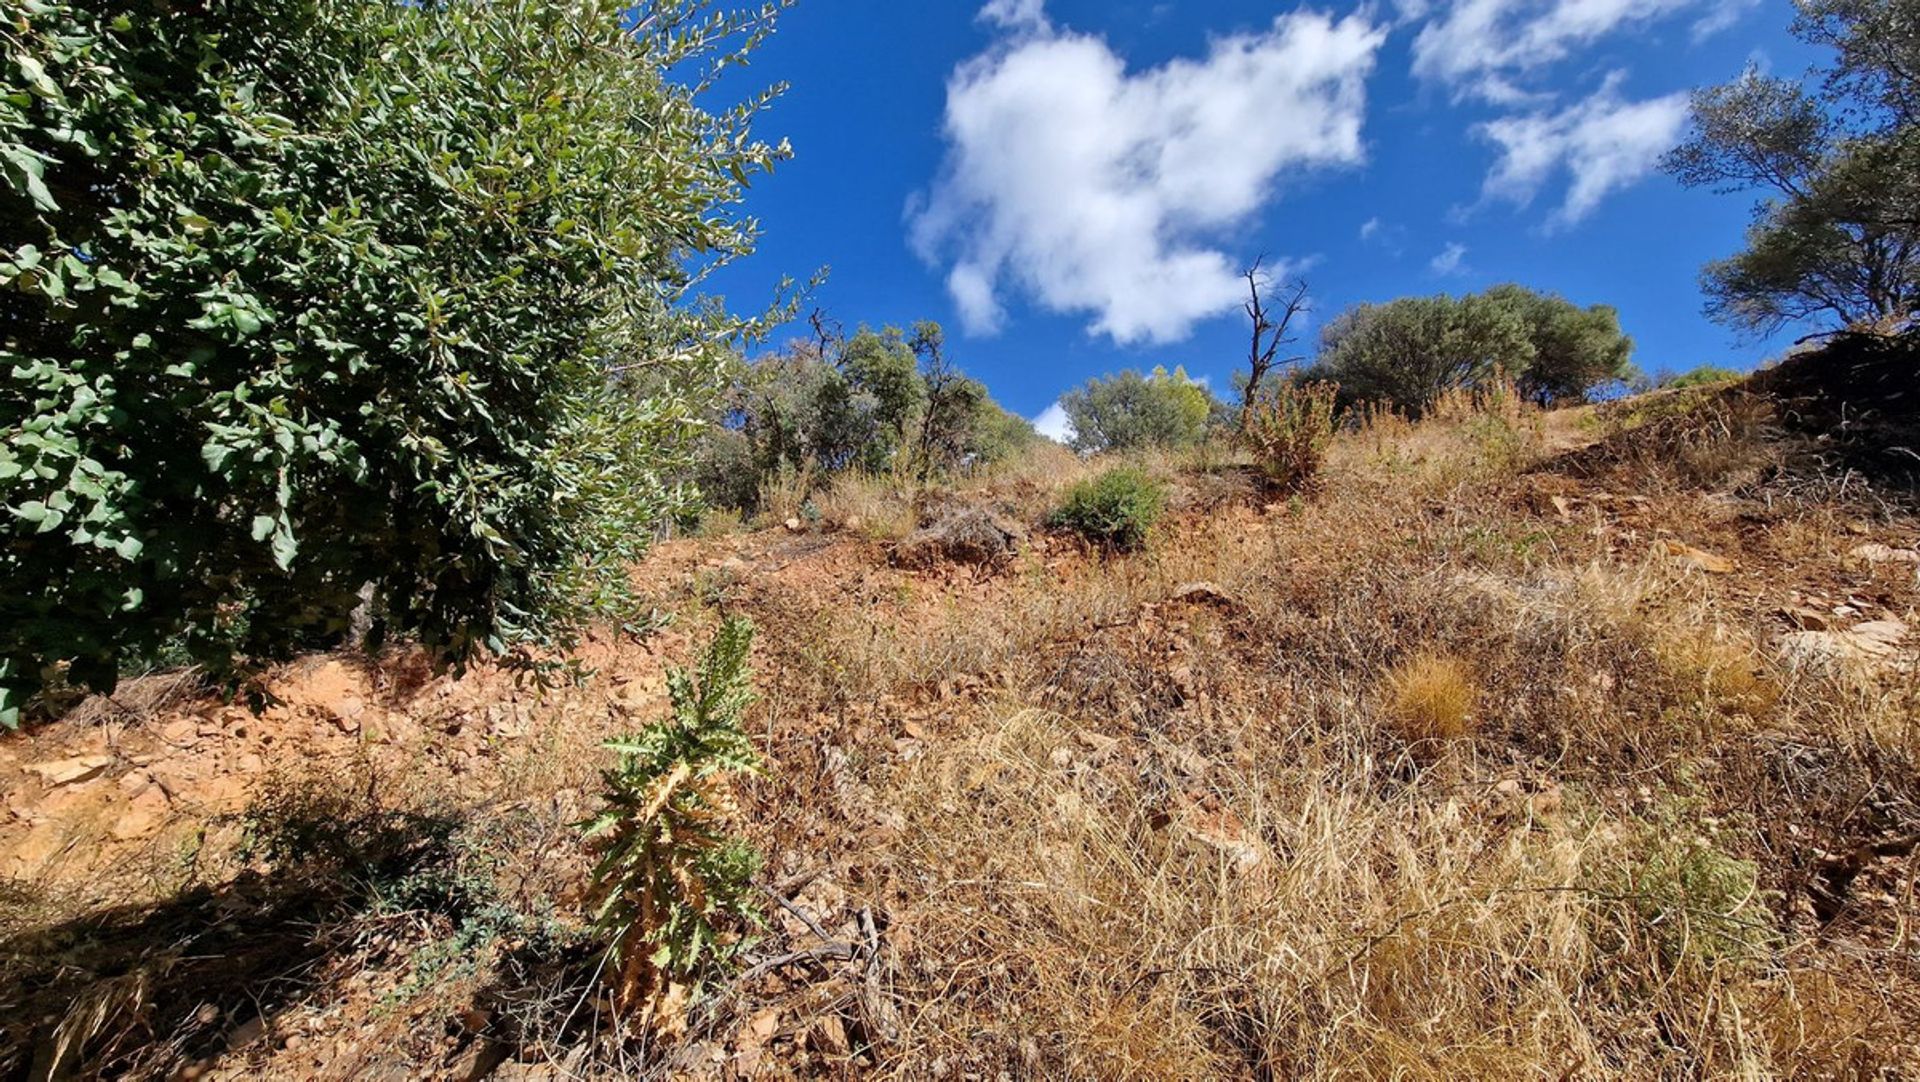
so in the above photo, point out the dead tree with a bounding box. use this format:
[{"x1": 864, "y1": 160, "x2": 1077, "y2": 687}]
[{"x1": 1241, "y1": 258, "x2": 1310, "y2": 418}]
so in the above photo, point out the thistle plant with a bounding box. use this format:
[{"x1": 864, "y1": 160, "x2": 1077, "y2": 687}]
[
  {"x1": 1241, "y1": 380, "x2": 1340, "y2": 491},
  {"x1": 583, "y1": 616, "x2": 764, "y2": 1017}
]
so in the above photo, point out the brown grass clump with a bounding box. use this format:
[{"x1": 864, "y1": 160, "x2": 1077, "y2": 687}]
[
  {"x1": 1652, "y1": 624, "x2": 1782, "y2": 718},
  {"x1": 1383, "y1": 653, "x2": 1480, "y2": 746}
]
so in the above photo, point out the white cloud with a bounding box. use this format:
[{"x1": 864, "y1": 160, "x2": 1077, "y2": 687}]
[
  {"x1": 1033, "y1": 401, "x2": 1075, "y2": 443},
  {"x1": 1358, "y1": 216, "x2": 1408, "y2": 255},
  {"x1": 1412, "y1": 0, "x2": 1701, "y2": 103},
  {"x1": 979, "y1": 0, "x2": 1048, "y2": 33},
  {"x1": 912, "y1": 3, "x2": 1385, "y2": 345},
  {"x1": 1690, "y1": 0, "x2": 1759, "y2": 41},
  {"x1": 1475, "y1": 74, "x2": 1688, "y2": 226},
  {"x1": 947, "y1": 263, "x2": 1003, "y2": 335},
  {"x1": 1429, "y1": 241, "x2": 1470, "y2": 275}
]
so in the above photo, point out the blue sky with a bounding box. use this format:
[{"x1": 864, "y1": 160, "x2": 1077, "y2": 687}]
[{"x1": 707, "y1": 0, "x2": 1814, "y2": 433}]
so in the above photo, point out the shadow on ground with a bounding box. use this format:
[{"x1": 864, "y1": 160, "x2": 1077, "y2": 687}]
[{"x1": 0, "y1": 786, "x2": 591, "y2": 1080}]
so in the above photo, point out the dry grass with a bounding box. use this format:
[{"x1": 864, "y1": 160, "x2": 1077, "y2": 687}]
[
  {"x1": 1383, "y1": 653, "x2": 1480, "y2": 747},
  {"x1": 812, "y1": 471, "x2": 920, "y2": 540},
  {"x1": 7, "y1": 383, "x2": 1920, "y2": 1079},
  {"x1": 755, "y1": 458, "x2": 822, "y2": 526},
  {"x1": 884, "y1": 703, "x2": 1901, "y2": 1078}
]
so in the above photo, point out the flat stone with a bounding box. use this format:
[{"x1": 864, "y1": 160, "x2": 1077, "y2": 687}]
[
  {"x1": 1781, "y1": 606, "x2": 1830, "y2": 632},
  {"x1": 24, "y1": 754, "x2": 112, "y2": 787},
  {"x1": 1655, "y1": 538, "x2": 1735, "y2": 573},
  {"x1": 1850, "y1": 542, "x2": 1920, "y2": 565},
  {"x1": 159, "y1": 719, "x2": 200, "y2": 747},
  {"x1": 111, "y1": 784, "x2": 172, "y2": 841},
  {"x1": 1779, "y1": 619, "x2": 1910, "y2": 666}
]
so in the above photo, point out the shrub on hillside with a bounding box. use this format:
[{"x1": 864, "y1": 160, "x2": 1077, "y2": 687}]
[
  {"x1": 693, "y1": 320, "x2": 1036, "y2": 514},
  {"x1": 1048, "y1": 467, "x2": 1166, "y2": 551},
  {"x1": 1664, "y1": 365, "x2": 1743, "y2": 389},
  {"x1": 0, "y1": 0, "x2": 787, "y2": 723},
  {"x1": 1241, "y1": 380, "x2": 1340, "y2": 491},
  {"x1": 1061, "y1": 367, "x2": 1221, "y2": 454},
  {"x1": 1303, "y1": 285, "x2": 1635, "y2": 415}
]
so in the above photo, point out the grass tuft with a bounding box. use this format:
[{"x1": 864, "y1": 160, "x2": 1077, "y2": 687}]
[{"x1": 1383, "y1": 653, "x2": 1480, "y2": 747}]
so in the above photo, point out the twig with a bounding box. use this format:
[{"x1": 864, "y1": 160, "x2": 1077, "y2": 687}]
[
  {"x1": 856, "y1": 906, "x2": 900, "y2": 1044},
  {"x1": 758, "y1": 884, "x2": 834, "y2": 944},
  {"x1": 738, "y1": 941, "x2": 861, "y2": 981},
  {"x1": 771, "y1": 866, "x2": 827, "y2": 896}
]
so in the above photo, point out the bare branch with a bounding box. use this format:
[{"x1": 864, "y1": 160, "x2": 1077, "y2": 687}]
[
  {"x1": 808, "y1": 307, "x2": 845, "y2": 366},
  {"x1": 1241, "y1": 259, "x2": 1310, "y2": 414}
]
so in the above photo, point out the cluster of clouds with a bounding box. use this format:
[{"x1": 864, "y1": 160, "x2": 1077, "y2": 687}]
[
  {"x1": 1412, "y1": 0, "x2": 1695, "y2": 104},
  {"x1": 912, "y1": 0, "x2": 1736, "y2": 354},
  {"x1": 1412, "y1": 0, "x2": 1696, "y2": 229},
  {"x1": 910, "y1": 7, "x2": 1383, "y2": 344},
  {"x1": 1475, "y1": 74, "x2": 1690, "y2": 229}
]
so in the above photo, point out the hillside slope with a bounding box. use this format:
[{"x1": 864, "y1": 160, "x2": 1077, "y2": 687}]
[{"x1": 4, "y1": 379, "x2": 1918, "y2": 1079}]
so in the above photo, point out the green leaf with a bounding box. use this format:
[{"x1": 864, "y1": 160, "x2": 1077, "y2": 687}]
[
  {"x1": 270, "y1": 525, "x2": 297, "y2": 569},
  {"x1": 1, "y1": 146, "x2": 56, "y2": 212},
  {"x1": 15, "y1": 54, "x2": 59, "y2": 99}
]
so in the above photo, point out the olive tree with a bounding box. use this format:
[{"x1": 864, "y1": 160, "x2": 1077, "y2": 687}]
[
  {"x1": 0, "y1": 0, "x2": 790, "y2": 723},
  {"x1": 1663, "y1": 0, "x2": 1920, "y2": 334},
  {"x1": 1061, "y1": 367, "x2": 1219, "y2": 454},
  {"x1": 1305, "y1": 294, "x2": 1533, "y2": 416},
  {"x1": 1479, "y1": 284, "x2": 1636, "y2": 404},
  {"x1": 1306, "y1": 287, "x2": 1634, "y2": 413}
]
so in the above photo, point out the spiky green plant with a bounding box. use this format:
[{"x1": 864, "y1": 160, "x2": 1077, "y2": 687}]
[{"x1": 583, "y1": 616, "x2": 764, "y2": 1016}]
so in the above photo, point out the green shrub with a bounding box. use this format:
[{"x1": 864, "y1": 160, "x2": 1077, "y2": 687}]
[
  {"x1": 1061, "y1": 366, "x2": 1219, "y2": 454},
  {"x1": 1048, "y1": 466, "x2": 1167, "y2": 551},
  {"x1": 0, "y1": 0, "x2": 787, "y2": 725},
  {"x1": 694, "y1": 319, "x2": 1037, "y2": 512},
  {"x1": 1241, "y1": 380, "x2": 1339, "y2": 491},
  {"x1": 1304, "y1": 285, "x2": 1635, "y2": 414},
  {"x1": 1603, "y1": 824, "x2": 1777, "y2": 969},
  {"x1": 583, "y1": 617, "x2": 764, "y2": 1015},
  {"x1": 1663, "y1": 365, "x2": 1744, "y2": 389}
]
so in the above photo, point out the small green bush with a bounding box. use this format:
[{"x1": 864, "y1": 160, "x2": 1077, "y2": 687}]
[
  {"x1": 1597, "y1": 819, "x2": 1777, "y2": 970},
  {"x1": 1048, "y1": 466, "x2": 1166, "y2": 551},
  {"x1": 1663, "y1": 365, "x2": 1743, "y2": 389}
]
